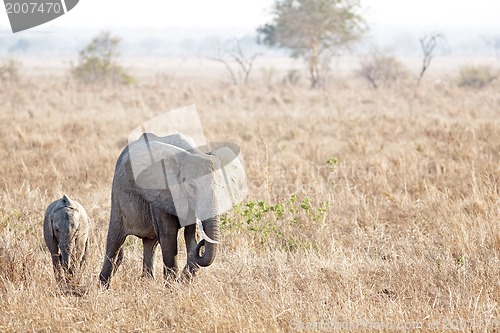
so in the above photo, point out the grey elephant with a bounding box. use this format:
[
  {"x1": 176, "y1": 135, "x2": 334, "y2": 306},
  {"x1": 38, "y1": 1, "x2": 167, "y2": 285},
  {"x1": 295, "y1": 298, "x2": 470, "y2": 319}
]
[
  {"x1": 43, "y1": 195, "x2": 90, "y2": 284},
  {"x1": 99, "y1": 133, "x2": 246, "y2": 288}
]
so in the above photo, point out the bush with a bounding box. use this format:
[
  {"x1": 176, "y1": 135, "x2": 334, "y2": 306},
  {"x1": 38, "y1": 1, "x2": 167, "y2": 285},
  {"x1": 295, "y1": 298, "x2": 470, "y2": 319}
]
[
  {"x1": 357, "y1": 51, "x2": 408, "y2": 89},
  {"x1": 0, "y1": 58, "x2": 20, "y2": 83},
  {"x1": 457, "y1": 65, "x2": 497, "y2": 88},
  {"x1": 72, "y1": 31, "x2": 135, "y2": 85},
  {"x1": 221, "y1": 194, "x2": 331, "y2": 252},
  {"x1": 282, "y1": 69, "x2": 301, "y2": 86}
]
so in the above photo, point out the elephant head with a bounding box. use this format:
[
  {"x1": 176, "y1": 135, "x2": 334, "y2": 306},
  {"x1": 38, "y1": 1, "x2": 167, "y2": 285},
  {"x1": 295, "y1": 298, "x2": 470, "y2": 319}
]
[
  {"x1": 44, "y1": 195, "x2": 88, "y2": 275},
  {"x1": 128, "y1": 136, "x2": 247, "y2": 267}
]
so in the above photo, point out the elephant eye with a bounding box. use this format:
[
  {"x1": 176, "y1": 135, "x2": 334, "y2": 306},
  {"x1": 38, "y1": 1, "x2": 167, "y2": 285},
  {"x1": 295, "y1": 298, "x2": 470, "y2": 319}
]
[{"x1": 54, "y1": 226, "x2": 59, "y2": 233}]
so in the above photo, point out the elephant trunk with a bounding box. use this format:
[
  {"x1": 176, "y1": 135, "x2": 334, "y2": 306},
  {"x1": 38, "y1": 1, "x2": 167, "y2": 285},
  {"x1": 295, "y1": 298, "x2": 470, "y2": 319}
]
[
  {"x1": 194, "y1": 217, "x2": 220, "y2": 267},
  {"x1": 60, "y1": 243, "x2": 73, "y2": 274}
]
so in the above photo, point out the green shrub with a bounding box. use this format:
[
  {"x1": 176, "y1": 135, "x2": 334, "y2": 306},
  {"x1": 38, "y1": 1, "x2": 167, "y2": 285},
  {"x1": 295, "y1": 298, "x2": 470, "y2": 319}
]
[
  {"x1": 72, "y1": 31, "x2": 135, "y2": 85},
  {"x1": 221, "y1": 194, "x2": 331, "y2": 252},
  {"x1": 458, "y1": 65, "x2": 497, "y2": 88}
]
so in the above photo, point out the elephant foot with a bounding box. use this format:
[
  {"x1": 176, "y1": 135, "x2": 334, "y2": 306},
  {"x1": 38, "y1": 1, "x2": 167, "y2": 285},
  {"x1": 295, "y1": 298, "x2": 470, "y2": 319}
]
[
  {"x1": 180, "y1": 265, "x2": 199, "y2": 282},
  {"x1": 163, "y1": 266, "x2": 178, "y2": 283},
  {"x1": 99, "y1": 273, "x2": 111, "y2": 289},
  {"x1": 141, "y1": 267, "x2": 155, "y2": 280}
]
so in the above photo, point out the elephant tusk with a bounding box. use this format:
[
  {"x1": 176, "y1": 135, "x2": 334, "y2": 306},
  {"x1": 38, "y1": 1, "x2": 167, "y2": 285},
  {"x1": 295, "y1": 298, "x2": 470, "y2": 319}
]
[{"x1": 196, "y1": 218, "x2": 219, "y2": 244}]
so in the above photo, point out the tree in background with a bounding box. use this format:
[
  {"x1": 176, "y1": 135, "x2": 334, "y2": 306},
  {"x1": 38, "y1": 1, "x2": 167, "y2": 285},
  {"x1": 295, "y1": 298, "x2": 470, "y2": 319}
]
[
  {"x1": 209, "y1": 38, "x2": 261, "y2": 86},
  {"x1": 417, "y1": 33, "x2": 446, "y2": 86},
  {"x1": 72, "y1": 32, "x2": 134, "y2": 85},
  {"x1": 257, "y1": 0, "x2": 367, "y2": 88}
]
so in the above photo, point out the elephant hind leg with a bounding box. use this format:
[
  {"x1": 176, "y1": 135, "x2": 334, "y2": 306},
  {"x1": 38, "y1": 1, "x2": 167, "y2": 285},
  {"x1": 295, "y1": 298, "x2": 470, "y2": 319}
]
[
  {"x1": 142, "y1": 238, "x2": 158, "y2": 279},
  {"x1": 81, "y1": 239, "x2": 89, "y2": 267}
]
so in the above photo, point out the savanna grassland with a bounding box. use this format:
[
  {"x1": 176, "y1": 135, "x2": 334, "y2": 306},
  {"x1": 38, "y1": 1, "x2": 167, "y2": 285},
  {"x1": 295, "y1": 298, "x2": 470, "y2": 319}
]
[{"x1": 0, "y1": 62, "x2": 499, "y2": 332}]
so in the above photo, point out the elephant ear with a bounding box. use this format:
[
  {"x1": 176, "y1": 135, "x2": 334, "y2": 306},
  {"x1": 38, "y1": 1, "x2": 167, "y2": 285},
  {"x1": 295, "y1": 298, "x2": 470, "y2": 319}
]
[
  {"x1": 129, "y1": 139, "x2": 188, "y2": 190},
  {"x1": 52, "y1": 194, "x2": 76, "y2": 212},
  {"x1": 61, "y1": 194, "x2": 78, "y2": 209},
  {"x1": 129, "y1": 138, "x2": 191, "y2": 217},
  {"x1": 43, "y1": 202, "x2": 59, "y2": 255},
  {"x1": 73, "y1": 200, "x2": 90, "y2": 235},
  {"x1": 212, "y1": 146, "x2": 247, "y2": 205}
]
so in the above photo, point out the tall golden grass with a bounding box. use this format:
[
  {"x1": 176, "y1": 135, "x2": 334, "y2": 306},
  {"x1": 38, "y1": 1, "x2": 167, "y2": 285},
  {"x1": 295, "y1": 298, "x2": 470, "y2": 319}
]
[{"x1": 0, "y1": 69, "x2": 498, "y2": 332}]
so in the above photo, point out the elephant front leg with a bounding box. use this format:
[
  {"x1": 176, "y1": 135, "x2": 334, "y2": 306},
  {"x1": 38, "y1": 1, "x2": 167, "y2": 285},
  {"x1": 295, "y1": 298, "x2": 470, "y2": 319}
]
[
  {"x1": 99, "y1": 229, "x2": 126, "y2": 288},
  {"x1": 51, "y1": 254, "x2": 64, "y2": 285},
  {"x1": 152, "y1": 209, "x2": 179, "y2": 283},
  {"x1": 158, "y1": 230, "x2": 178, "y2": 282},
  {"x1": 142, "y1": 238, "x2": 158, "y2": 279},
  {"x1": 182, "y1": 224, "x2": 200, "y2": 280}
]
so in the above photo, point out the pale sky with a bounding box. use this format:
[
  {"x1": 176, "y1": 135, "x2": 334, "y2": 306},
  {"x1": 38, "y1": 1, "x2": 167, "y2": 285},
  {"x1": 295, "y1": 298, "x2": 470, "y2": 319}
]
[{"x1": 2, "y1": 0, "x2": 500, "y2": 31}]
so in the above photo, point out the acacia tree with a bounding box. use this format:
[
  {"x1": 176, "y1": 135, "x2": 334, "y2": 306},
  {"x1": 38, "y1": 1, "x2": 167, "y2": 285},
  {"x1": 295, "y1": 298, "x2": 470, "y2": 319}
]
[{"x1": 257, "y1": 0, "x2": 366, "y2": 87}]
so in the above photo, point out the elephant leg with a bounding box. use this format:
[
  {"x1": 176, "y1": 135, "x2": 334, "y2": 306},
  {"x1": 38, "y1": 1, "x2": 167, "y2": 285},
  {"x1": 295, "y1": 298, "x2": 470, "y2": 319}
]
[
  {"x1": 115, "y1": 247, "x2": 124, "y2": 268},
  {"x1": 182, "y1": 224, "x2": 200, "y2": 280},
  {"x1": 154, "y1": 213, "x2": 179, "y2": 282},
  {"x1": 78, "y1": 239, "x2": 89, "y2": 271},
  {"x1": 142, "y1": 238, "x2": 158, "y2": 278},
  {"x1": 159, "y1": 230, "x2": 178, "y2": 282},
  {"x1": 99, "y1": 220, "x2": 127, "y2": 288},
  {"x1": 82, "y1": 239, "x2": 89, "y2": 263},
  {"x1": 51, "y1": 255, "x2": 64, "y2": 285}
]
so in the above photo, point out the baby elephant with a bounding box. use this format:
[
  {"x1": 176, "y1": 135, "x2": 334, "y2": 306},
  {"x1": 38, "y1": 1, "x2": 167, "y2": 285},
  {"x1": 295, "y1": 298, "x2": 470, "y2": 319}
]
[{"x1": 43, "y1": 195, "x2": 89, "y2": 283}]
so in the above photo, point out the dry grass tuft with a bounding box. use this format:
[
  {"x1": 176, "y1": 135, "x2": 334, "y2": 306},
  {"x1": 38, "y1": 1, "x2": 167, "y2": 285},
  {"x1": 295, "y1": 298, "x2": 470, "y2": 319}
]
[{"x1": 0, "y1": 71, "x2": 498, "y2": 332}]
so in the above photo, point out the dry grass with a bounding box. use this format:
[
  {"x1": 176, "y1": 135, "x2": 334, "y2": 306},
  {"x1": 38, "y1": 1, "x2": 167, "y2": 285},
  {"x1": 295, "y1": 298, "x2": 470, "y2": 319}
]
[{"x1": 0, "y1": 69, "x2": 498, "y2": 332}]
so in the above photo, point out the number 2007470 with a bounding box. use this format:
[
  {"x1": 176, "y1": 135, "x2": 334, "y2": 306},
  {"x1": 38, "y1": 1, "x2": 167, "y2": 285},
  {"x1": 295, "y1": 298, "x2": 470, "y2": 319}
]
[{"x1": 5, "y1": 2, "x2": 62, "y2": 14}]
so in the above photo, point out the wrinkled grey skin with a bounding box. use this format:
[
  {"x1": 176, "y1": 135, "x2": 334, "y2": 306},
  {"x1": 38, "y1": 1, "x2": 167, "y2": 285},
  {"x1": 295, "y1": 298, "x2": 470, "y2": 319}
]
[
  {"x1": 43, "y1": 195, "x2": 89, "y2": 284},
  {"x1": 99, "y1": 133, "x2": 246, "y2": 288}
]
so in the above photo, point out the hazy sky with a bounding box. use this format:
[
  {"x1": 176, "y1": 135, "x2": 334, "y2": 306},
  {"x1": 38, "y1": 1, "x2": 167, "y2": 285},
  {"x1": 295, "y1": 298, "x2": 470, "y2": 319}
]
[{"x1": 1, "y1": 0, "x2": 499, "y2": 31}]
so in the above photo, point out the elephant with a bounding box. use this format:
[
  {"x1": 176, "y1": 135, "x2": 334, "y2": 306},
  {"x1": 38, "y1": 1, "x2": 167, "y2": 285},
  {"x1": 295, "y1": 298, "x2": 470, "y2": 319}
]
[
  {"x1": 99, "y1": 133, "x2": 246, "y2": 288},
  {"x1": 43, "y1": 195, "x2": 90, "y2": 284}
]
